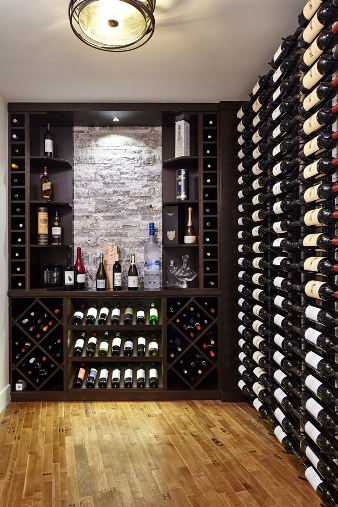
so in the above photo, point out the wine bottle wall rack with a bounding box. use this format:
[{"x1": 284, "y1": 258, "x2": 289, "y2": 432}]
[{"x1": 237, "y1": 2, "x2": 338, "y2": 504}]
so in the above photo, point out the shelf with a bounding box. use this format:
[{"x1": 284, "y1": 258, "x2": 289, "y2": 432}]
[
  {"x1": 30, "y1": 156, "x2": 72, "y2": 168},
  {"x1": 163, "y1": 156, "x2": 199, "y2": 168}
]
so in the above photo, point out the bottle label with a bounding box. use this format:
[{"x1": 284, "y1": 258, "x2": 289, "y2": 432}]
[
  {"x1": 273, "y1": 333, "x2": 284, "y2": 348},
  {"x1": 272, "y1": 125, "x2": 282, "y2": 139},
  {"x1": 238, "y1": 325, "x2": 246, "y2": 335},
  {"x1": 252, "y1": 334, "x2": 264, "y2": 348},
  {"x1": 252, "y1": 114, "x2": 260, "y2": 127},
  {"x1": 273, "y1": 369, "x2": 287, "y2": 385},
  {"x1": 273, "y1": 314, "x2": 284, "y2": 328},
  {"x1": 252, "y1": 381, "x2": 265, "y2": 396},
  {"x1": 272, "y1": 238, "x2": 283, "y2": 247},
  {"x1": 252, "y1": 211, "x2": 263, "y2": 222},
  {"x1": 304, "y1": 86, "x2": 323, "y2": 113},
  {"x1": 272, "y1": 256, "x2": 286, "y2": 266},
  {"x1": 303, "y1": 183, "x2": 321, "y2": 202},
  {"x1": 272, "y1": 201, "x2": 283, "y2": 214},
  {"x1": 272, "y1": 105, "x2": 282, "y2": 121},
  {"x1": 149, "y1": 368, "x2": 158, "y2": 379},
  {"x1": 273, "y1": 295, "x2": 285, "y2": 308},
  {"x1": 100, "y1": 368, "x2": 109, "y2": 381},
  {"x1": 305, "y1": 466, "x2": 323, "y2": 491},
  {"x1": 273, "y1": 350, "x2": 284, "y2": 366},
  {"x1": 77, "y1": 366, "x2": 86, "y2": 381},
  {"x1": 303, "y1": 0, "x2": 322, "y2": 21},
  {"x1": 251, "y1": 226, "x2": 261, "y2": 237},
  {"x1": 252, "y1": 257, "x2": 262, "y2": 269},
  {"x1": 238, "y1": 284, "x2": 245, "y2": 293},
  {"x1": 238, "y1": 136, "x2": 245, "y2": 146},
  {"x1": 252, "y1": 146, "x2": 261, "y2": 159},
  {"x1": 252, "y1": 273, "x2": 262, "y2": 285},
  {"x1": 138, "y1": 337, "x2": 146, "y2": 346},
  {"x1": 252, "y1": 98, "x2": 263, "y2": 113},
  {"x1": 305, "y1": 397, "x2": 323, "y2": 419},
  {"x1": 148, "y1": 342, "x2": 158, "y2": 351},
  {"x1": 238, "y1": 298, "x2": 245, "y2": 307},
  {"x1": 303, "y1": 138, "x2": 320, "y2": 158},
  {"x1": 252, "y1": 288, "x2": 263, "y2": 301},
  {"x1": 237, "y1": 121, "x2": 245, "y2": 133},
  {"x1": 304, "y1": 280, "x2": 325, "y2": 299},
  {"x1": 99, "y1": 307, "x2": 109, "y2": 318},
  {"x1": 303, "y1": 12, "x2": 324, "y2": 44},
  {"x1": 238, "y1": 379, "x2": 246, "y2": 389},
  {"x1": 74, "y1": 338, "x2": 84, "y2": 349},
  {"x1": 252, "y1": 194, "x2": 261, "y2": 206},
  {"x1": 274, "y1": 425, "x2": 287, "y2": 444},
  {"x1": 184, "y1": 235, "x2": 197, "y2": 244},
  {"x1": 252, "y1": 351, "x2": 265, "y2": 364},
  {"x1": 76, "y1": 273, "x2": 86, "y2": 283},
  {"x1": 125, "y1": 368, "x2": 133, "y2": 379},
  {"x1": 52, "y1": 226, "x2": 61, "y2": 236},
  {"x1": 274, "y1": 387, "x2": 287, "y2": 403},
  {"x1": 88, "y1": 336, "x2": 97, "y2": 345},
  {"x1": 272, "y1": 162, "x2": 283, "y2": 177},
  {"x1": 137, "y1": 368, "x2": 145, "y2": 379},
  {"x1": 73, "y1": 310, "x2": 84, "y2": 319},
  {"x1": 305, "y1": 374, "x2": 321, "y2": 395},
  {"x1": 45, "y1": 139, "x2": 53, "y2": 153},
  {"x1": 124, "y1": 340, "x2": 133, "y2": 349},
  {"x1": 64, "y1": 270, "x2": 74, "y2": 285},
  {"x1": 238, "y1": 245, "x2": 244, "y2": 255},
  {"x1": 273, "y1": 276, "x2": 284, "y2": 289},
  {"x1": 237, "y1": 107, "x2": 244, "y2": 119},
  {"x1": 238, "y1": 271, "x2": 245, "y2": 279},
  {"x1": 274, "y1": 407, "x2": 285, "y2": 425},
  {"x1": 272, "y1": 84, "x2": 282, "y2": 102},
  {"x1": 304, "y1": 327, "x2": 321, "y2": 345},
  {"x1": 112, "y1": 337, "x2": 121, "y2": 347},
  {"x1": 128, "y1": 275, "x2": 138, "y2": 288},
  {"x1": 113, "y1": 273, "x2": 122, "y2": 286},
  {"x1": 272, "y1": 67, "x2": 283, "y2": 84},
  {"x1": 272, "y1": 182, "x2": 283, "y2": 195},
  {"x1": 238, "y1": 149, "x2": 245, "y2": 159},
  {"x1": 150, "y1": 308, "x2": 158, "y2": 317},
  {"x1": 252, "y1": 320, "x2": 263, "y2": 333},
  {"x1": 253, "y1": 242, "x2": 263, "y2": 253},
  {"x1": 302, "y1": 60, "x2": 322, "y2": 90},
  {"x1": 302, "y1": 160, "x2": 321, "y2": 180},
  {"x1": 253, "y1": 398, "x2": 263, "y2": 412},
  {"x1": 87, "y1": 308, "x2": 98, "y2": 319},
  {"x1": 305, "y1": 350, "x2": 321, "y2": 369},
  {"x1": 302, "y1": 112, "x2": 322, "y2": 136},
  {"x1": 252, "y1": 178, "x2": 263, "y2": 190},
  {"x1": 305, "y1": 445, "x2": 320, "y2": 469},
  {"x1": 303, "y1": 209, "x2": 321, "y2": 226},
  {"x1": 304, "y1": 420, "x2": 320, "y2": 443},
  {"x1": 238, "y1": 364, "x2": 246, "y2": 375},
  {"x1": 238, "y1": 162, "x2": 245, "y2": 172},
  {"x1": 252, "y1": 162, "x2": 263, "y2": 175},
  {"x1": 303, "y1": 233, "x2": 321, "y2": 247},
  {"x1": 238, "y1": 257, "x2": 244, "y2": 266},
  {"x1": 99, "y1": 342, "x2": 109, "y2": 352},
  {"x1": 137, "y1": 310, "x2": 145, "y2": 320},
  {"x1": 112, "y1": 308, "x2": 120, "y2": 318},
  {"x1": 253, "y1": 366, "x2": 266, "y2": 378},
  {"x1": 238, "y1": 338, "x2": 245, "y2": 349},
  {"x1": 272, "y1": 143, "x2": 282, "y2": 157},
  {"x1": 96, "y1": 280, "x2": 106, "y2": 289},
  {"x1": 252, "y1": 131, "x2": 263, "y2": 144},
  {"x1": 303, "y1": 257, "x2": 321, "y2": 271},
  {"x1": 42, "y1": 182, "x2": 51, "y2": 191},
  {"x1": 252, "y1": 304, "x2": 263, "y2": 317}
]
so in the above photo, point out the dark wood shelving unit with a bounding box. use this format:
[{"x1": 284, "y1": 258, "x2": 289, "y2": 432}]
[{"x1": 8, "y1": 102, "x2": 240, "y2": 402}]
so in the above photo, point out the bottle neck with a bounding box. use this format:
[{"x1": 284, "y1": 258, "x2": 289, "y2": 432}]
[
  {"x1": 187, "y1": 208, "x2": 193, "y2": 226},
  {"x1": 76, "y1": 248, "x2": 82, "y2": 261}
]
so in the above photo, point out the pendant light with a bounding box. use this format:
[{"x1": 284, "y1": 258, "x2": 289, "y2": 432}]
[{"x1": 68, "y1": 0, "x2": 156, "y2": 52}]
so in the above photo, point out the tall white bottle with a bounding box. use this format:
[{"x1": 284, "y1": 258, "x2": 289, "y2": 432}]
[{"x1": 144, "y1": 222, "x2": 160, "y2": 289}]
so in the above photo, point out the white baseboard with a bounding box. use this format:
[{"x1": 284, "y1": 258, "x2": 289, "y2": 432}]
[{"x1": 0, "y1": 384, "x2": 11, "y2": 413}]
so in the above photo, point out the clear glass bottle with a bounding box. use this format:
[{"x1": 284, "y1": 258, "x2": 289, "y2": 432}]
[
  {"x1": 144, "y1": 222, "x2": 160, "y2": 289},
  {"x1": 167, "y1": 259, "x2": 179, "y2": 287}
]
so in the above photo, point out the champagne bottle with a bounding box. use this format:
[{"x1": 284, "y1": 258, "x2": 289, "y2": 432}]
[
  {"x1": 149, "y1": 363, "x2": 159, "y2": 388},
  {"x1": 123, "y1": 302, "x2": 133, "y2": 325},
  {"x1": 149, "y1": 302, "x2": 159, "y2": 325},
  {"x1": 113, "y1": 253, "x2": 122, "y2": 291},
  {"x1": 85, "y1": 331, "x2": 98, "y2": 357},
  {"x1": 98, "y1": 302, "x2": 109, "y2": 325},
  {"x1": 127, "y1": 253, "x2": 138, "y2": 291},
  {"x1": 184, "y1": 207, "x2": 197, "y2": 244},
  {"x1": 136, "y1": 303, "x2": 146, "y2": 325},
  {"x1": 144, "y1": 222, "x2": 160, "y2": 289},
  {"x1": 123, "y1": 333, "x2": 134, "y2": 356},
  {"x1": 111, "y1": 331, "x2": 121, "y2": 356},
  {"x1": 98, "y1": 331, "x2": 109, "y2": 356},
  {"x1": 96, "y1": 253, "x2": 107, "y2": 291},
  {"x1": 148, "y1": 334, "x2": 159, "y2": 356},
  {"x1": 44, "y1": 123, "x2": 53, "y2": 157},
  {"x1": 110, "y1": 303, "x2": 121, "y2": 325},
  {"x1": 73, "y1": 362, "x2": 86, "y2": 388},
  {"x1": 64, "y1": 253, "x2": 74, "y2": 291},
  {"x1": 111, "y1": 363, "x2": 121, "y2": 387},
  {"x1": 86, "y1": 366, "x2": 98, "y2": 388},
  {"x1": 51, "y1": 211, "x2": 61, "y2": 245},
  {"x1": 85, "y1": 302, "x2": 98, "y2": 325},
  {"x1": 40, "y1": 166, "x2": 51, "y2": 201},
  {"x1": 98, "y1": 364, "x2": 109, "y2": 388},
  {"x1": 136, "y1": 363, "x2": 146, "y2": 388},
  {"x1": 73, "y1": 331, "x2": 86, "y2": 356},
  {"x1": 137, "y1": 332, "x2": 146, "y2": 356},
  {"x1": 124, "y1": 363, "x2": 133, "y2": 388},
  {"x1": 74, "y1": 247, "x2": 86, "y2": 290}
]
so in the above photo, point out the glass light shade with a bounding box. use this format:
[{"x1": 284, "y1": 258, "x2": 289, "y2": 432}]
[{"x1": 69, "y1": 0, "x2": 156, "y2": 51}]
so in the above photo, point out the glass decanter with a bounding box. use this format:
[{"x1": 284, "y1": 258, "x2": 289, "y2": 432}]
[{"x1": 174, "y1": 255, "x2": 197, "y2": 288}]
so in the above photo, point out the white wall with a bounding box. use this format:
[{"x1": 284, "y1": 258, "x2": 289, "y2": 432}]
[{"x1": 0, "y1": 94, "x2": 10, "y2": 411}]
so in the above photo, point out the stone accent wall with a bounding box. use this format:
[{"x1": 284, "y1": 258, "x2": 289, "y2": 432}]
[{"x1": 73, "y1": 126, "x2": 162, "y2": 289}]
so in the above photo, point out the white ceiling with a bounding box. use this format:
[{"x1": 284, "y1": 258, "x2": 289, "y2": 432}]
[{"x1": 0, "y1": 0, "x2": 305, "y2": 104}]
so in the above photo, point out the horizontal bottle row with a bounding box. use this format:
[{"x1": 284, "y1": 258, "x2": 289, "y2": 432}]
[{"x1": 70, "y1": 301, "x2": 160, "y2": 326}]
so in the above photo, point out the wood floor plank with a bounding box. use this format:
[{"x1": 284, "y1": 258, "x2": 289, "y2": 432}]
[{"x1": 0, "y1": 400, "x2": 324, "y2": 507}]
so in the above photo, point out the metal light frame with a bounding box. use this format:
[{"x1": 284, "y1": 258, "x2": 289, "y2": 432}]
[{"x1": 68, "y1": 0, "x2": 156, "y2": 52}]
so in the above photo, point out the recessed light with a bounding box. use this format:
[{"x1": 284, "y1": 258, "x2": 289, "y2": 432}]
[{"x1": 112, "y1": 116, "x2": 120, "y2": 122}]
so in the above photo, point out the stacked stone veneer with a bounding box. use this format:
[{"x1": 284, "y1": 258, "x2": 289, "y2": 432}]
[{"x1": 73, "y1": 126, "x2": 162, "y2": 290}]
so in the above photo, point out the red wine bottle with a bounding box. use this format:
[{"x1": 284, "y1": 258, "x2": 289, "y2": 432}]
[{"x1": 299, "y1": 131, "x2": 338, "y2": 159}]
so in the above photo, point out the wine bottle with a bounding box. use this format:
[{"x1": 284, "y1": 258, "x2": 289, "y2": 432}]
[
  {"x1": 98, "y1": 331, "x2": 109, "y2": 356},
  {"x1": 300, "y1": 132, "x2": 338, "y2": 160},
  {"x1": 273, "y1": 424, "x2": 301, "y2": 458},
  {"x1": 123, "y1": 333, "x2": 134, "y2": 356},
  {"x1": 137, "y1": 332, "x2": 146, "y2": 356},
  {"x1": 44, "y1": 123, "x2": 53, "y2": 157},
  {"x1": 51, "y1": 211, "x2": 61, "y2": 245},
  {"x1": 300, "y1": 105, "x2": 338, "y2": 138},
  {"x1": 136, "y1": 363, "x2": 146, "y2": 388},
  {"x1": 303, "y1": 350, "x2": 338, "y2": 378},
  {"x1": 73, "y1": 362, "x2": 86, "y2": 388},
  {"x1": 113, "y1": 253, "x2": 122, "y2": 291},
  {"x1": 110, "y1": 302, "x2": 121, "y2": 325},
  {"x1": 296, "y1": 232, "x2": 338, "y2": 249},
  {"x1": 85, "y1": 331, "x2": 98, "y2": 357},
  {"x1": 40, "y1": 166, "x2": 51, "y2": 201},
  {"x1": 300, "y1": 77, "x2": 338, "y2": 114},
  {"x1": 74, "y1": 247, "x2": 86, "y2": 290},
  {"x1": 124, "y1": 364, "x2": 133, "y2": 388},
  {"x1": 149, "y1": 302, "x2": 159, "y2": 325},
  {"x1": 85, "y1": 302, "x2": 98, "y2": 325},
  {"x1": 301, "y1": 3, "x2": 338, "y2": 44},
  {"x1": 135, "y1": 302, "x2": 145, "y2": 325},
  {"x1": 252, "y1": 382, "x2": 277, "y2": 409},
  {"x1": 301, "y1": 394, "x2": 338, "y2": 433},
  {"x1": 95, "y1": 253, "x2": 107, "y2": 291},
  {"x1": 304, "y1": 304, "x2": 337, "y2": 326},
  {"x1": 98, "y1": 302, "x2": 109, "y2": 325},
  {"x1": 299, "y1": 280, "x2": 338, "y2": 301},
  {"x1": 301, "y1": 439, "x2": 338, "y2": 484},
  {"x1": 73, "y1": 331, "x2": 86, "y2": 356},
  {"x1": 71, "y1": 302, "x2": 86, "y2": 325},
  {"x1": 238, "y1": 379, "x2": 256, "y2": 400},
  {"x1": 294, "y1": 257, "x2": 338, "y2": 275},
  {"x1": 273, "y1": 368, "x2": 302, "y2": 398},
  {"x1": 149, "y1": 363, "x2": 159, "y2": 388},
  {"x1": 183, "y1": 207, "x2": 197, "y2": 244},
  {"x1": 111, "y1": 331, "x2": 121, "y2": 356},
  {"x1": 272, "y1": 350, "x2": 302, "y2": 376},
  {"x1": 98, "y1": 364, "x2": 109, "y2": 388},
  {"x1": 111, "y1": 363, "x2": 121, "y2": 387},
  {"x1": 123, "y1": 302, "x2": 134, "y2": 325},
  {"x1": 148, "y1": 334, "x2": 159, "y2": 357},
  {"x1": 144, "y1": 222, "x2": 160, "y2": 289},
  {"x1": 64, "y1": 253, "x2": 74, "y2": 291},
  {"x1": 294, "y1": 207, "x2": 338, "y2": 226},
  {"x1": 273, "y1": 387, "x2": 301, "y2": 418},
  {"x1": 270, "y1": 256, "x2": 293, "y2": 271},
  {"x1": 304, "y1": 373, "x2": 338, "y2": 405},
  {"x1": 302, "y1": 461, "x2": 338, "y2": 506},
  {"x1": 86, "y1": 366, "x2": 98, "y2": 388},
  {"x1": 303, "y1": 417, "x2": 338, "y2": 456},
  {"x1": 303, "y1": 326, "x2": 338, "y2": 352},
  {"x1": 127, "y1": 253, "x2": 138, "y2": 291},
  {"x1": 299, "y1": 156, "x2": 338, "y2": 181},
  {"x1": 302, "y1": 55, "x2": 338, "y2": 91}
]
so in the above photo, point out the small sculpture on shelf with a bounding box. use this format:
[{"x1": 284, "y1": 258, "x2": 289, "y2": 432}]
[{"x1": 175, "y1": 255, "x2": 197, "y2": 288}]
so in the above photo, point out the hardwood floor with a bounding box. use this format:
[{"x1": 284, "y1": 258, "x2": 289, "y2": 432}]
[{"x1": 0, "y1": 400, "x2": 321, "y2": 507}]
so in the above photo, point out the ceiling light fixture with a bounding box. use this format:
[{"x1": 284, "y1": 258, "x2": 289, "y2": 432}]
[{"x1": 68, "y1": 0, "x2": 156, "y2": 52}]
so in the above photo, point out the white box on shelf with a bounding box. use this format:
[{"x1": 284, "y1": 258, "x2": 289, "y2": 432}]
[
  {"x1": 175, "y1": 119, "x2": 190, "y2": 157},
  {"x1": 15, "y1": 379, "x2": 27, "y2": 391}
]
